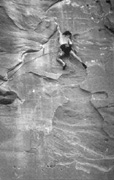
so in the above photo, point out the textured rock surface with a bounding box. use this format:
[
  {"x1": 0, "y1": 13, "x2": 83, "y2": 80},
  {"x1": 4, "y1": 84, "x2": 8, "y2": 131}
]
[{"x1": 0, "y1": 0, "x2": 114, "y2": 179}]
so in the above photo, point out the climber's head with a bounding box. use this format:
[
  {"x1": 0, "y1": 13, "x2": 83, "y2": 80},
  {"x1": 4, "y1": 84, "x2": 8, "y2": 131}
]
[{"x1": 62, "y1": 31, "x2": 72, "y2": 39}]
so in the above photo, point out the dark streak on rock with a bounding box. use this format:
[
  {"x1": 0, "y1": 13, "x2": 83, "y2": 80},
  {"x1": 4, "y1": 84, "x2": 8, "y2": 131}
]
[
  {"x1": 29, "y1": 72, "x2": 58, "y2": 82},
  {"x1": 104, "y1": 25, "x2": 114, "y2": 35},
  {"x1": 25, "y1": 148, "x2": 37, "y2": 154},
  {"x1": 48, "y1": 26, "x2": 58, "y2": 40},
  {"x1": 0, "y1": 89, "x2": 21, "y2": 105},
  {"x1": 92, "y1": 91, "x2": 108, "y2": 97},
  {"x1": 98, "y1": 103, "x2": 114, "y2": 109},
  {"x1": 7, "y1": 62, "x2": 23, "y2": 73},
  {"x1": 22, "y1": 49, "x2": 40, "y2": 57},
  {"x1": 80, "y1": 85, "x2": 108, "y2": 97},
  {"x1": 0, "y1": 75, "x2": 8, "y2": 81},
  {"x1": 106, "y1": 0, "x2": 111, "y2": 4},
  {"x1": 44, "y1": 77, "x2": 58, "y2": 82},
  {"x1": 79, "y1": 86, "x2": 92, "y2": 95},
  {"x1": 105, "y1": 0, "x2": 113, "y2": 10},
  {"x1": 95, "y1": 0, "x2": 99, "y2": 3},
  {"x1": 46, "y1": 0, "x2": 63, "y2": 12},
  {"x1": 89, "y1": 100, "x2": 113, "y2": 140}
]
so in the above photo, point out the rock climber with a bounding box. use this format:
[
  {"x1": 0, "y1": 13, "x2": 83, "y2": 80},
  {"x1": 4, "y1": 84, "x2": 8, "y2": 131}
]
[{"x1": 56, "y1": 27, "x2": 87, "y2": 70}]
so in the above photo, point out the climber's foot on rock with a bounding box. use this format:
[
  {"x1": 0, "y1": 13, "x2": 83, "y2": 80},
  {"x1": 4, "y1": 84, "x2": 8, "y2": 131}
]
[
  {"x1": 82, "y1": 63, "x2": 87, "y2": 69},
  {"x1": 63, "y1": 63, "x2": 67, "y2": 70}
]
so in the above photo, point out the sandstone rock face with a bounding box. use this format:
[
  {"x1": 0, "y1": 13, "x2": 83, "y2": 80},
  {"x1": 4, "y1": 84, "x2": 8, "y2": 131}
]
[{"x1": 0, "y1": 0, "x2": 114, "y2": 179}]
